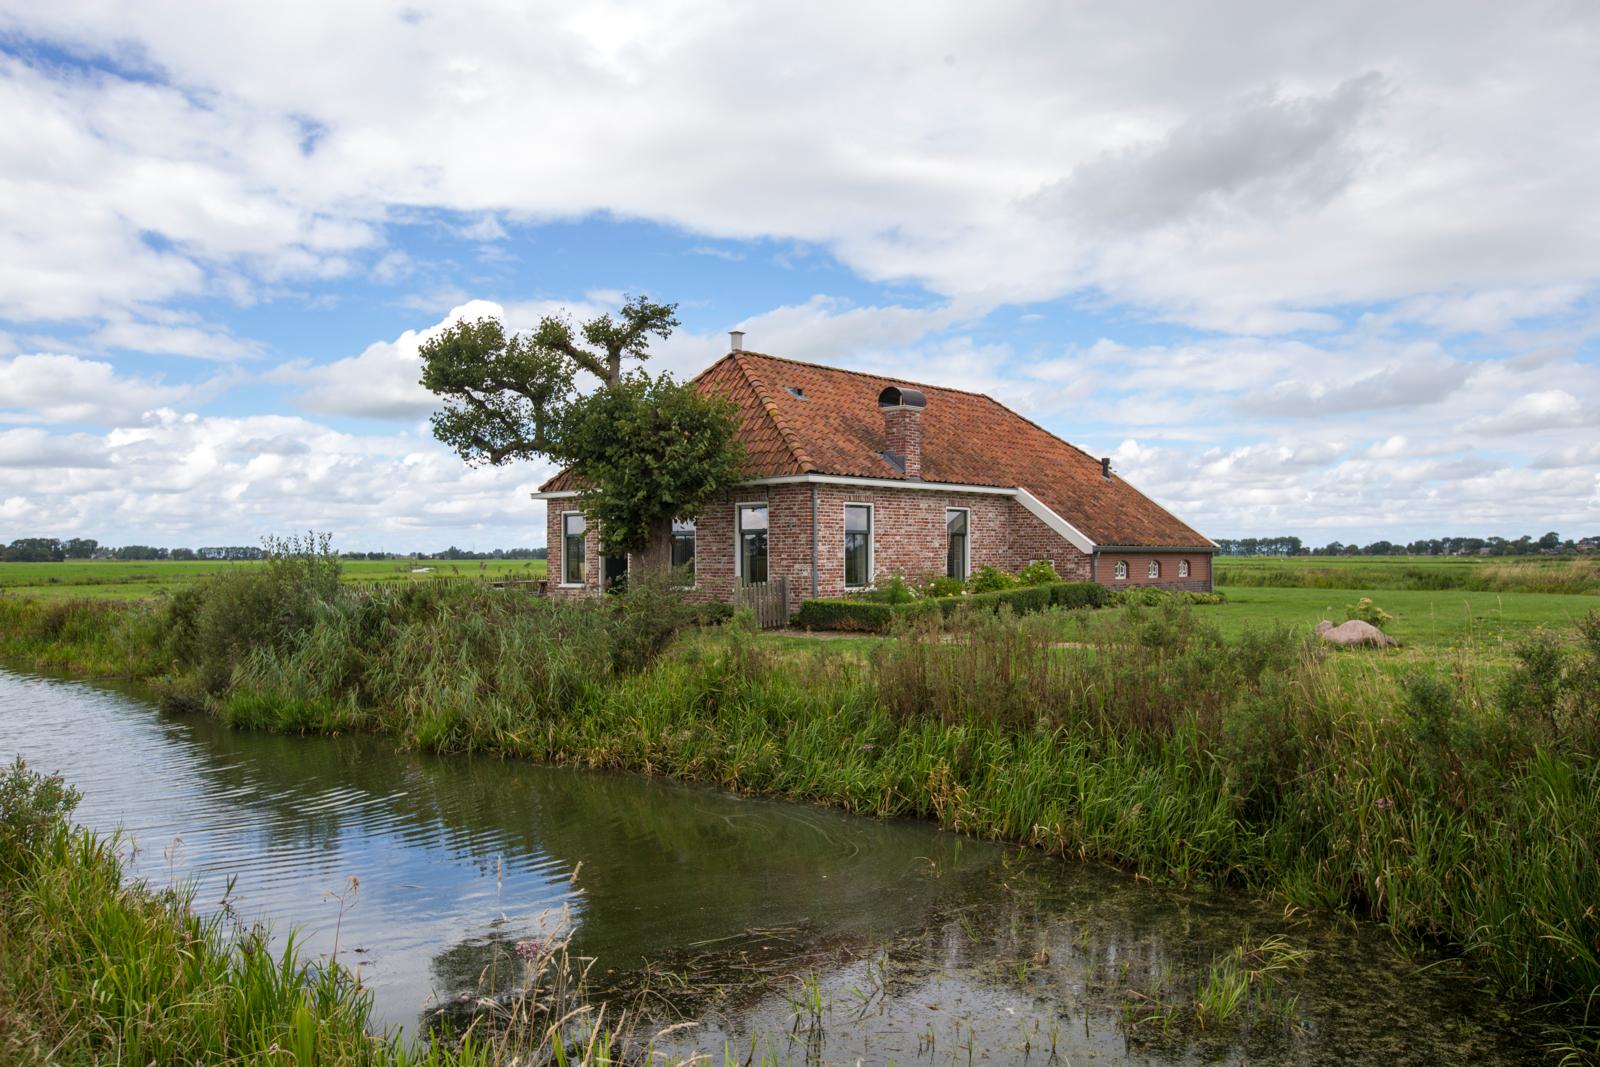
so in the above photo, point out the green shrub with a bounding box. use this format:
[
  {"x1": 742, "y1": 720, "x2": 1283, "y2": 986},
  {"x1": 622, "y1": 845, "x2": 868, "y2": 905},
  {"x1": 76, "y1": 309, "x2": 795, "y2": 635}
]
[
  {"x1": 0, "y1": 757, "x2": 80, "y2": 880},
  {"x1": 793, "y1": 598, "x2": 897, "y2": 633},
  {"x1": 1049, "y1": 581, "x2": 1110, "y2": 609},
  {"x1": 922, "y1": 576, "x2": 965, "y2": 598},
  {"x1": 1344, "y1": 596, "x2": 1393, "y2": 630},
  {"x1": 863, "y1": 574, "x2": 915, "y2": 605},
  {"x1": 1016, "y1": 560, "x2": 1060, "y2": 585},
  {"x1": 966, "y1": 565, "x2": 1016, "y2": 593},
  {"x1": 797, "y1": 581, "x2": 1106, "y2": 631},
  {"x1": 1110, "y1": 587, "x2": 1225, "y2": 607}
]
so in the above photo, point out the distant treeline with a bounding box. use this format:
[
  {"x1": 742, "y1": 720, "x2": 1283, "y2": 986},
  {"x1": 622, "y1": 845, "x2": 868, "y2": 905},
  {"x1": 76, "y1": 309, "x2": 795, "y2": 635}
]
[
  {"x1": 1, "y1": 537, "x2": 547, "y2": 563},
  {"x1": 1216, "y1": 532, "x2": 1599, "y2": 557}
]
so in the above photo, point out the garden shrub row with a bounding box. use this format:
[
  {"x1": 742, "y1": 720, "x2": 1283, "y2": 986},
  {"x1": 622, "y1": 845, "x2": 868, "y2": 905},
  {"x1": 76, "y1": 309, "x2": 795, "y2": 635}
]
[{"x1": 793, "y1": 580, "x2": 1109, "y2": 633}]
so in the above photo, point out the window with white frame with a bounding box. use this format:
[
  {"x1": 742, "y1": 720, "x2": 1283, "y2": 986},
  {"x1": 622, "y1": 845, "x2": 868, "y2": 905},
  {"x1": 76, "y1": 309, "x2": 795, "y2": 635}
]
[
  {"x1": 1148, "y1": 560, "x2": 1161, "y2": 578},
  {"x1": 946, "y1": 508, "x2": 970, "y2": 580},
  {"x1": 1114, "y1": 560, "x2": 1127, "y2": 580},
  {"x1": 737, "y1": 504, "x2": 768, "y2": 585},
  {"x1": 670, "y1": 518, "x2": 696, "y2": 583},
  {"x1": 844, "y1": 503, "x2": 873, "y2": 589},
  {"x1": 1178, "y1": 559, "x2": 1190, "y2": 578},
  {"x1": 561, "y1": 512, "x2": 586, "y2": 585}
]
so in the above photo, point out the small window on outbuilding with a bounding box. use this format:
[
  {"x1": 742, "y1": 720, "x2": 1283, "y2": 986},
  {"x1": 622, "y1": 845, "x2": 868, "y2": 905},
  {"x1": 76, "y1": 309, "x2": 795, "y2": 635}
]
[
  {"x1": 1178, "y1": 559, "x2": 1190, "y2": 578},
  {"x1": 1113, "y1": 560, "x2": 1127, "y2": 580},
  {"x1": 1148, "y1": 560, "x2": 1161, "y2": 579}
]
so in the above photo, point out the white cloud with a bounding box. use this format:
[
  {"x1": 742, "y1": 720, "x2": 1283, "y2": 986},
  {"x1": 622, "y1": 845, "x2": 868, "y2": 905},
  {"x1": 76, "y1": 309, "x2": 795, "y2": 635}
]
[
  {"x1": 0, "y1": 4, "x2": 1597, "y2": 332},
  {"x1": 0, "y1": 408, "x2": 558, "y2": 549},
  {"x1": 274, "y1": 300, "x2": 506, "y2": 420},
  {"x1": 0, "y1": 353, "x2": 199, "y2": 424},
  {"x1": 1461, "y1": 390, "x2": 1590, "y2": 436}
]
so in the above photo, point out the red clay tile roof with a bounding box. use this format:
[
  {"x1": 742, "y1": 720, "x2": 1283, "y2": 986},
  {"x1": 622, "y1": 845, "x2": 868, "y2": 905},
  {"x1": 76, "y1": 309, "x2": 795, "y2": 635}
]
[{"x1": 541, "y1": 351, "x2": 1212, "y2": 550}]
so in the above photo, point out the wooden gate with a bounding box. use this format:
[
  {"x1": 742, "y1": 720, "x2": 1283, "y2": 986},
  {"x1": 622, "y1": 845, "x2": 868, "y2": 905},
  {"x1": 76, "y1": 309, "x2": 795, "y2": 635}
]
[{"x1": 736, "y1": 577, "x2": 789, "y2": 629}]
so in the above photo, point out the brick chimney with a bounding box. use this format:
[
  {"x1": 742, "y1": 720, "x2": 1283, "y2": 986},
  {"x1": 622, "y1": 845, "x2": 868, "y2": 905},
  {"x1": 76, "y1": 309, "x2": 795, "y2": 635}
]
[{"x1": 877, "y1": 385, "x2": 926, "y2": 479}]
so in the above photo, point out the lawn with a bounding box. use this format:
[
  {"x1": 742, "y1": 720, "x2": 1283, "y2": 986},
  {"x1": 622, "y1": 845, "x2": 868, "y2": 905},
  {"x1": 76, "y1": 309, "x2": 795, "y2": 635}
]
[
  {"x1": 0, "y1": 557, "x2": 547, "y2": 601},
  {"x1": 1210, "y1": 583, "x2": 1586, "y2": 653},
  {"x1": 1215, "y1": 552, "x2": 1600, "y2": 595}
]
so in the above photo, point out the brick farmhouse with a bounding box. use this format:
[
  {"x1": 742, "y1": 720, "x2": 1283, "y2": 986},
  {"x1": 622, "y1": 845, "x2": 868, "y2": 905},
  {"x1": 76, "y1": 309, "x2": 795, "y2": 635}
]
[{"x1": 534, "y1": 344, "x2": 1215, "y2": 603}]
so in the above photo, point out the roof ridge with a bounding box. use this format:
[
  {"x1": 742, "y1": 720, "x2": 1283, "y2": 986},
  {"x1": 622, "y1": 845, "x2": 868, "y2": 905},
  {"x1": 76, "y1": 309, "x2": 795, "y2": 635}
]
[
  {"x1": 731, "y1": 351, "x2": 817, "y2": 473},
  {"x1": 734, "y1": 349, "x2": 1000, "y2": 403}
]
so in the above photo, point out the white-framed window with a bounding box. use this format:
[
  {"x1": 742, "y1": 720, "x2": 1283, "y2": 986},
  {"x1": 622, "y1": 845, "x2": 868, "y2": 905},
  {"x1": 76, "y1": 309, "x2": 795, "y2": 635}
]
[
  {"x1": 1148, "y1": 560, "x2": 1161, "y2": 579},
  {"x1": 1178, "y1": 559, "x2": 1190, "y2": 578},
  {"x1": 736, "y1": 503, "x2": 768, "y2": 585},
  {"x1": 844, "y1": 502, "x2": 873, "y2": 589},
  {"x1": 561, "y1": 512, "x2": 586, "y2": 586},
  {"x1": 671, "y1": 518, "x2": 696, "y2": 586},
  {"x1": 946, "y1": 507, "x2": 970, "y2": 581},
  {"x1": 1114, "y1": 560, "x2": 1128, "y2": 580}
]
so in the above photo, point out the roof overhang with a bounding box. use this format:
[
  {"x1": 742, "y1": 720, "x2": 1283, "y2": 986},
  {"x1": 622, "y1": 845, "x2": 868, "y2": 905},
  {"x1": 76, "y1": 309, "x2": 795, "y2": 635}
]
[
  {"x1": 1096, "y1": 544, "x2": 1221, "y2": 553},
  {"x1": 532, "y1": 473, "x2": 1099, "y2": 554}
]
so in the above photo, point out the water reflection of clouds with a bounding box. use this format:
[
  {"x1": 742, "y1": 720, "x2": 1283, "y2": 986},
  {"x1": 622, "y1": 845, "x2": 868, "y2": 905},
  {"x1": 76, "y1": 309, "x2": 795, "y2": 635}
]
[{"x1": 0, "y1": 669, "x2": 999, "y2": 1033}]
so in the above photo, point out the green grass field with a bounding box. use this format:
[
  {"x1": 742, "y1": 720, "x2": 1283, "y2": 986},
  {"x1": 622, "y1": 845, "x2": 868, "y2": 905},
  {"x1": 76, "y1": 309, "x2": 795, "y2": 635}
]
[
  {"x1": 1215, "y1": 552, "x2": 1600, "y2": 595},
  {"x1": 3, "y1": 555, "x2": 1590, "y2": 658},
  {"x1": 0, "y1": 557, "x2": 547, "y2": 600}
]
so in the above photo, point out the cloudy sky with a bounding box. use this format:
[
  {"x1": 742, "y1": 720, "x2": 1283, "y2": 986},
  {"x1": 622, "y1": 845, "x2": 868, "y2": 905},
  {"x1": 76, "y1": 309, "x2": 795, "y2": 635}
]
[{"x1": 2, "y1": 2, "x2": 1597, "y2": 551}]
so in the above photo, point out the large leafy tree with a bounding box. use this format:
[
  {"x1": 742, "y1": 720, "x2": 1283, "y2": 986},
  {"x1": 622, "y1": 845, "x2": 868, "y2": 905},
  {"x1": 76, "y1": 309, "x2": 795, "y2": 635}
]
[{"x1": 418, "y1": 296, "x2": 744, "y2": 562}]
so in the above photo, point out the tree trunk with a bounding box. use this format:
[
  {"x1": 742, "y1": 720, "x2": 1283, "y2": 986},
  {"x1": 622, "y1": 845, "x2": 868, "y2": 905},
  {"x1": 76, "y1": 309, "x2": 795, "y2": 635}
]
[{"x1": 631, "y1": 513, "x2": 674, "y2": 577}]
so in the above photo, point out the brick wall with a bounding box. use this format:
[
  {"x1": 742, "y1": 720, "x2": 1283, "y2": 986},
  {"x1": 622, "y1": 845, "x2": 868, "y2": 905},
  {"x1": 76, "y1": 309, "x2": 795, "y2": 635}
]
[
  {"x1": 1092, "y1": 551, "x2": 1213, "y2": 592},
  {"x1": 545, "y1": 484, "x2": 1207, "y2": 603},
  {"x1": 545, "y1": 505, "x2": 604, "y2": 598}
]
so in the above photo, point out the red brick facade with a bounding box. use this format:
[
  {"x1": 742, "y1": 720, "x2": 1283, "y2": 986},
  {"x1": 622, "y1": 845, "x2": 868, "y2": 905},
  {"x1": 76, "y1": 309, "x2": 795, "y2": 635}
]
[
  {"x1": 544, "y1": 482, "x2": 1126, "y2": 603},
  {"x1": 1092, "y1": 551, "x2": 1212, "y2": 592}
]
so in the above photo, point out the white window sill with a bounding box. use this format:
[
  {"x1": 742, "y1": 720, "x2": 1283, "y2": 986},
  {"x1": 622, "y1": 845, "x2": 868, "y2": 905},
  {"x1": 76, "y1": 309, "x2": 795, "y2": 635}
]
[{"x1": 558, "y1": 582, "x2": 586, "y2": 589}]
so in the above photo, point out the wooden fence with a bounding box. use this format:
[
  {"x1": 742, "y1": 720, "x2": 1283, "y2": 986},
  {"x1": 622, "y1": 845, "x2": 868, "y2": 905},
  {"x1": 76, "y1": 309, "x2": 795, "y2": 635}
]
[{"x1": 736, "y1": 577, "x2": 790, "y2": 629}]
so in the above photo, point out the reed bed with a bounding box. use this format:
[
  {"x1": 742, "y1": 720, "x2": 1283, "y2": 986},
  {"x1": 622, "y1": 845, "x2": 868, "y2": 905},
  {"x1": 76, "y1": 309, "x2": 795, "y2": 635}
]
[{"x1": 3, "y1": 559, "x2": 1599, "y2": 1056}]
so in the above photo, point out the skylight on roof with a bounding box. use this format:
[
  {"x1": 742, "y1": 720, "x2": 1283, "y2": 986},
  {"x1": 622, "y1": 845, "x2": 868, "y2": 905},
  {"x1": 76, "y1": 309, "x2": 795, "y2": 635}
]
[{"x1": 785, "y1": 386, "x2": 806, "y2": 399}]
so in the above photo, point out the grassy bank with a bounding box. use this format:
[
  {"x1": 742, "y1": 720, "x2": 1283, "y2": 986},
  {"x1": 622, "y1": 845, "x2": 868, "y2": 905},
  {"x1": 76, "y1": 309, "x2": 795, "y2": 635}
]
[
  {"x1": 3, "y1": 561, "x2": 1599, "y2": 1057},
  {"x1": 0, "y1": 758, "x2": 627, "y2": 1066}
]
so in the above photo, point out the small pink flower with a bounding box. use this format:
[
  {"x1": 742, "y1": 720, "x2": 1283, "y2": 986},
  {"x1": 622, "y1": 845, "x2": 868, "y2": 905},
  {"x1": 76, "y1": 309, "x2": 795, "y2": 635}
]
[
  {"x1": 860, "y1": 742, "x2": 876, "y2": 752},
  {"x1": 515, "y1": 938, "x2": 545, "y2": 960},
  {"x1": 1374, "y1": 797, "x2": 1394, "y2": 811}
]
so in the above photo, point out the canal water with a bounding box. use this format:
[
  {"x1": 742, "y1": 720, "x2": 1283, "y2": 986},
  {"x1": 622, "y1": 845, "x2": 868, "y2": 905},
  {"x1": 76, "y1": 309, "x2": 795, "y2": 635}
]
[{"x1": 0, "y1": 666, "x2": 1546, "y2": 1064}]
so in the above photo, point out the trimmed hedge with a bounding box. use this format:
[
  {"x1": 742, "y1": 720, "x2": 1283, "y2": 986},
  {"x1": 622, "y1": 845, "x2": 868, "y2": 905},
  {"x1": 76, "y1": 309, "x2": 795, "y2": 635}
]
[{"x1": 793, "y1": 581, "x2": 1108, "y2": 633}]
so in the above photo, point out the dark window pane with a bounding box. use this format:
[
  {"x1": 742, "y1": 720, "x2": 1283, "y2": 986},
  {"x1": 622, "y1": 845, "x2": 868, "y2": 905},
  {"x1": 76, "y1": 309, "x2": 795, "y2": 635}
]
[
  {"x1": 670, "y1": 519, "x2": 695, "y2": 579},
  {"x1": 739, "y1": 506, "x2": 768, "y2": 585},
  {"x1": 562, "y1": 513, "x2": 585, "y2": 584},
  {"x1": 946, "y1": 509, "x2": 968, "y2": 580},
  {"x1": 844, "y1": 505, "x2": 871, "y2": 587}
]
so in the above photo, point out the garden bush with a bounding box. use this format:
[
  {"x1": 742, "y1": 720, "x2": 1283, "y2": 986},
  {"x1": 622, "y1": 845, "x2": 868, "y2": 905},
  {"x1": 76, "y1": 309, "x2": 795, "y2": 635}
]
[
  {"x1": 965, "y1": 565, "x2": 1016, "y2": 593},
  {"x1": 1016, "y1": 560, "x2": 1060, "y2": 585},
  {"x1": 796, "y1": 581, "x2": 1105, "y2": 631}
]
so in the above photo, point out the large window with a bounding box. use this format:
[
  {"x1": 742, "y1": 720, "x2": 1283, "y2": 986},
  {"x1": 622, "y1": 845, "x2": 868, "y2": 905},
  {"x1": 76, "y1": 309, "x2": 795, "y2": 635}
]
[
  {"x1": 670, "y1": 519, "x2": 696, "y2": 583},
  {"x1": 946, "y1": 508, "x2": 969, "y2": 580},
  {"x1": 737, "y1": 504, "x2": 768, "y2": 585},
  {"x1": 561, "y1": 512, "x2": 586, "y2": 585},
  {"x1": 1113, "y1": 559, "x2": 1128, "y2": 580},
  {"x1": 844, "y1": 503, "x2": 873, "y2": 589}
]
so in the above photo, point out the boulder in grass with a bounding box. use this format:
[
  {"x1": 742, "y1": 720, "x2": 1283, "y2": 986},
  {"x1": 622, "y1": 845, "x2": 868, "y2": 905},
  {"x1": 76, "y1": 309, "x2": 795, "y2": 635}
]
[{"x1": 1314, "y1": 619, "x2": 1398, "y2": 648}]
